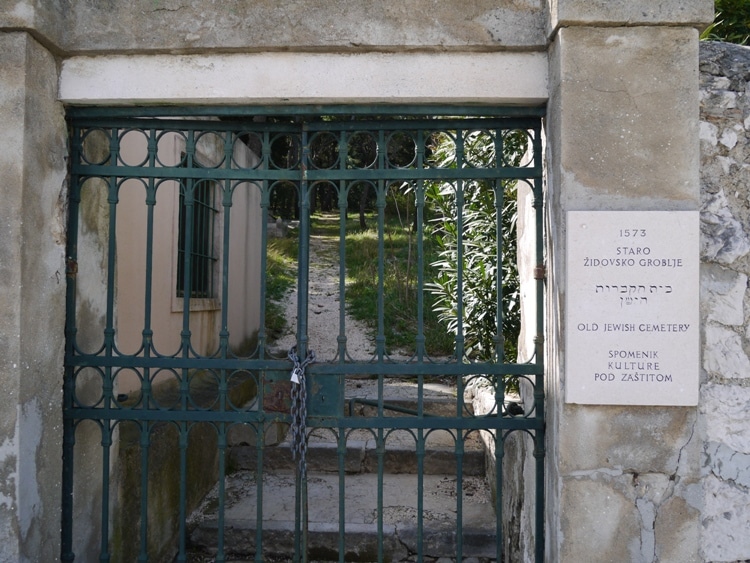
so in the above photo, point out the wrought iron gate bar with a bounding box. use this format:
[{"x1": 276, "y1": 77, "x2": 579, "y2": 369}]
[
  {"x1": 71, "y1": 163, "x2": 540, "y2": 181},
  {"x1": 63, "y1": 107, "x2": 545, "y2": 563},
  {"x1": 64, "y1": 354, "x2": 542, "y2": 375},
  {"x1": 69, "y1": 115, "x2": 542, "y2": 129},
  {"x1": 65, "y1": 408, "x2": 542, "y2": 431}
]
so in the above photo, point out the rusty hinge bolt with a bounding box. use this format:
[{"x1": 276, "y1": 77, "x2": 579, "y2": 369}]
[
  {"x1": 66, "y1": 258, "x2": 78, "y2": 278},
  {"x1": 533, "y1": 264, "x2": 546, "y2": 280}
]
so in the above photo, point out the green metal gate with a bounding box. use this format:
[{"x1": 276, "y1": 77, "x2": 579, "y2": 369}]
[{"x1": 62, "y1": 106, "x2": 545, "y2": 562}]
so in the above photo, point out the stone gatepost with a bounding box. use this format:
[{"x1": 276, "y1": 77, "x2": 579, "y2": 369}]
[
  {"x1": 0, "y1": 31, "x2": 67, "y2": 562},
  {"x1": 545, "y1": 2, "x2": 713, "y2": 561}
]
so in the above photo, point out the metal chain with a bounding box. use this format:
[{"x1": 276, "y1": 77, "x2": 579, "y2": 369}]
[{"x1": 289, "y1": 345, "x2": 315, "y2": 479}]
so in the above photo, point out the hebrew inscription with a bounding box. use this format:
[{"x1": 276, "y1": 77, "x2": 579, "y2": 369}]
[{"x1": 566, "y1": 211, "x2": 699, "y2": 405}]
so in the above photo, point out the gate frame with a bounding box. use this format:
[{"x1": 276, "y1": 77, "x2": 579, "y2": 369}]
[{"x1": 62, "y1": 105, "x2": 546, "y2": 562}]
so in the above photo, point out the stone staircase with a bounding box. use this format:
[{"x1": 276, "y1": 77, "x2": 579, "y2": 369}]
[{"x1": 185, "y1": 381, "x2": 499, "y2": 562}]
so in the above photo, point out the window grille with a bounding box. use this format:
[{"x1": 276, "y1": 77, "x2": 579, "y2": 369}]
[{"x1": 176, "y1": 177, "x2": 218, "y2": 299}]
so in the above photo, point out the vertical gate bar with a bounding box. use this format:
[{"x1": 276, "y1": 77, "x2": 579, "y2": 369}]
[
  {"x1": 255, "y1": 422, "x2": 265, "y2": 563},
  {"x1": 533, "y1": 127, "x2": 545, "y2": 370},
  {"x1": 455, "y1": 127, "x2": 466, "y2": 361},
  {"x1": 216, "y1": 154, "x2": 233, "y2": 562},
  {"x1": 175, "y1": 132, "x2": 196, "y2": 563},
  {"x1": 258, "y1": 180, "x2": 270, "y2": 359},
  {"x1": 415, "y1": 192, "x2": 426, "y2": 363},
  {"x1": 376, "y1": 425, "x2": 385, "y2": 563},
  {"x1": 99, "y1": 422, "x2": 112, "y2": 562},
  {"x1": 180, "y1": 130, "x2": 196, "y2": 359},
  {"x1": 496, "y1": 430, "x2": 505, "y2": 562},
  {"x1": 532, "y1": 126, "x2": 546, "y2": 563},
  {"x1": 97, "y1": 127, "x2": 120, "y2": 563},
  {"x1": 296, "y1": 123, "x2": 312, "y2": 563},
  {"x1": 138, "y1": 422, "x2": 150, "y2": 562},
  {"x1": 376, "y1": 128, "x2": 386, "y2": 361},
  {"x1": 337, "y1": 131, "x2": 348, "y2": 362},
  {"x1": 493, "y1": 126, "x2": 503, "y2": 364},
  {"x1": 139, "y1": 134, "x2": 158, "y2": 562},
  {"x1": 141, "y1": 126, "x2": 156, "y2": 475},
  {"x1": 337, "y1": 179, "x2": 348, "y2": 362},
  {"x1": 104, "y1": 128, "x2": 119, "y2": 353},
  {"x1": 61, "y1": 417, "x2": 76, "y2": 562},
  {"x1": 337, "y1": 130, "x2": 349, "y2": 556},
  {"x1": 416, "y1": 429, "x2": 424, "y2": 562},
  {"x1": 376, "y1": 179, "x2": 386, "y2": 361},
  {"x1": 494, "y1": 175, "x2": 506, "y2": 362},
  {"x1": 377, "y1": 368, "x2": 385, "y2": 561},
  {"x1": 455, "y1": 431, "x2": 465, "y2": 560},
  {"x1": 61, "y1": 125, "x2": 82, "y2": 563},
  {"x1": 176, "y1": 422, "x2": 189, "y2": 563},
  {"x1": 298, "y1": 124, "x2": 311, "y2": 360},
  {"x1": 219, "y1": 135, "x2": 234, "y2": 358},
  {"x1": 216, "y1": 423, "x2": 227, "y2": 562},
  {"x1": 142, "y1": 128, "x2": 157, "y2": 359},
  {"x1": 535, "y1": 420, "x2": 546, "y2": 563},
  {"x1": 338, "y1": 428, "x2": 346, "y2": 563},
  {"x1": 455, "y1": 176, "x2": 465, "y2": 361}
]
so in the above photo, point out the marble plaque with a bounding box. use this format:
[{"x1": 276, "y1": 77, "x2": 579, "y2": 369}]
[{"x1": 566, "y1": 211, "x2": 699, "y2": 405}]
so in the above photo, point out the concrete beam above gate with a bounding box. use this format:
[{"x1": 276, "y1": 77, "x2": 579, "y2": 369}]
[{"x1": 58, "y1": 52, "x2": 548, "y2": 106}]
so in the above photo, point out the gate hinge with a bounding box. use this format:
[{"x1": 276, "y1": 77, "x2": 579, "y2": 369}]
[
  {"x1": 66, "y1": 258, "x2": 78, "y2": 279},
  {"x1": 533, "y1": 263, "x2": 546, "y2": 280}
]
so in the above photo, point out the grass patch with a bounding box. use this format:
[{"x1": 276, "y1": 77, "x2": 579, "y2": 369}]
[
  {"x1": 340, "y1": 214, "x2": 454, "y2": 357},
  {"x1": 262, "y1": 213, "x2": 454, "y2": 356},
  {"x1": 265, "y1": 235, "x2": 298, "y2": 341}
]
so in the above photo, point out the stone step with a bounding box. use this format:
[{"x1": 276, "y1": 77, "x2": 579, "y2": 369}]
[
  {"x1": 187, "y1": 471, "x2": 498, "y2": 562},
  {"x1": 229, "y1": 379, "x2": 488, "y2": 477},
  {"x1": 229, "y1": 428, "x2": 486, "y2": 477}
]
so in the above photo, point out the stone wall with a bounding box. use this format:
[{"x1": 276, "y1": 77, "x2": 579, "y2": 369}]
[
  {"x1": 0, "y1": 0, "x2": 546, "y2": 52},
  {"x1": 0, "y1": 1, "x2": 725, "y2": 561},
  {"x1": 699, "y1": 40, "x2": 750, "y2": 563},
  {"x1": 0, "y1": 31, "x2": 67, "y2": 562}
]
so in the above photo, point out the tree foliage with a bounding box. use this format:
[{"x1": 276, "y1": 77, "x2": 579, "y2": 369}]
[
  {"x1": 701, "y1": 0, "x2": 750, "y2": 45},
  {"x1": 426, "y1": 129, "x2": 528, "y2": 362}
]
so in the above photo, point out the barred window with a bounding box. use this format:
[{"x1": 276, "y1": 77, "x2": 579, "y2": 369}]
[{"x1": 176, "y1": 177, "x2": 218, "y2": 299}]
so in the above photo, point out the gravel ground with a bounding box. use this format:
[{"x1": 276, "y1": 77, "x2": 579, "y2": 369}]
[{"x1": 272, "y1": 232, "x2": 376, "y2": 363}]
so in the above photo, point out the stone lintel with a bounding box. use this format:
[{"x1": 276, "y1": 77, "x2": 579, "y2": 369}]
[{"x1": 59, "y1": 51, "x2": 549, "y2": 106}]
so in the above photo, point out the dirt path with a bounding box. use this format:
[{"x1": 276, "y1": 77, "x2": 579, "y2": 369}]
[{"x1": 272, "y1": 230, "x2": 375, "y2": 362}]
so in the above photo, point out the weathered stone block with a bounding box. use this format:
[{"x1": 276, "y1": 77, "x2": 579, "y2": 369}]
[
  {"x1": 550, "y1": 26, "x2": 701, "y2": 209},
  {"x1": 703, "y1": 323, "x2": 750, "y2": 379},
  {"x1": 7, "y1": 0, "x2": 547, "y2": 53},
  {"x1": 0, "y1": 30, "x2": 66, "y2": 563},
  {"x1": 549, "y1": 0, "x2": 714, "y2": 35},
  {"x1": 702, "y1": 384, "x2": 750, "y2": 453},
  {"x1": 559, "y1": 405, "x2": 698, "y2": 475},
  {"x1": 560, "y1": 477, "x2": 641, "y2": 562},
  {"x1": 654, "y1": 495, "x2": 700, "y2": 563},
  {"x1": 701, "y1": 189, "x2": 750, "y2": 264},
  {"x1": 701, "y1": 264, "x2": 747, "y2": 326},
  {"x1": 701, "y1": 474, "x2": 750, "y2": 561},
  {"x1": 704, "y1": 441, "x2": 750, "y2": 490}
]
